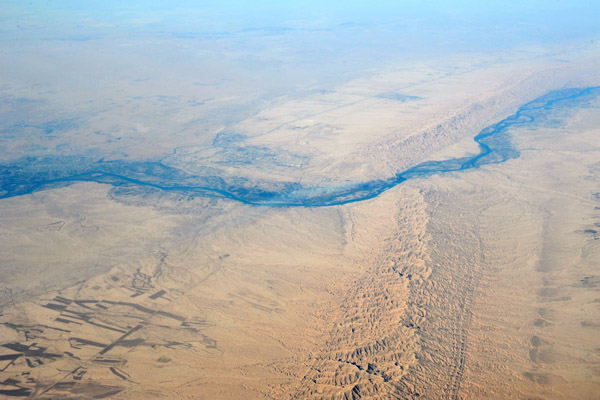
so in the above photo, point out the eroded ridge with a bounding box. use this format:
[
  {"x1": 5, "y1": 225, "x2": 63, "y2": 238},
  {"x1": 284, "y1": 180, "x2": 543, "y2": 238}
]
[
  {"x1": 292, "y1": 189, "x2": 433, "y2": 399},
  {"x1": 289, "y1": 181, "x2": 500, "y2": 400}
]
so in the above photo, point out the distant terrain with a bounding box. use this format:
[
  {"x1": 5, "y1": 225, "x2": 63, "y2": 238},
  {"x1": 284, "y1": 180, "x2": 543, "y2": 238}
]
[{"x1": 1, "y1": 2, "x2": 599, "y2": 399}]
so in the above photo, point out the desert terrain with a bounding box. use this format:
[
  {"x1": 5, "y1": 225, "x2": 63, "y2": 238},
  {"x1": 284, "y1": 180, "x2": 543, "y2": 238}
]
[
  {"x1": 1, "y1": 2, "x2": 600, "y2": 399},
  {"x1": 2, "y1": 65, "x2": 599, "y2": 399}
]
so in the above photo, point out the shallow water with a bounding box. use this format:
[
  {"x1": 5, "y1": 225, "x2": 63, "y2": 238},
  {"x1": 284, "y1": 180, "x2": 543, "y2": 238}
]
[{"x1": 1, "y1": 87, "x2": 598, "y2": 207}]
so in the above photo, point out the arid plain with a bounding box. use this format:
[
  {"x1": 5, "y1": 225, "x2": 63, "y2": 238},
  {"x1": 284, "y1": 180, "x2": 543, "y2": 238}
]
[{"x1": 1, "y1": 4, "x2": 600, "y2": 398}]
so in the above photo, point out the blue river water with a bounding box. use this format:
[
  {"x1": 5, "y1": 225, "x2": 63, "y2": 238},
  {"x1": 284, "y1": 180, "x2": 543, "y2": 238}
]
[{"x1": 1, "y1": 87, "x2": 598, "y2": 207}]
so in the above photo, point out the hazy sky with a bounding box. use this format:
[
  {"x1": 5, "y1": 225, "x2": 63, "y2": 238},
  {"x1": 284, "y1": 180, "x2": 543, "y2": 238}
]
[
  {"x1": 1, "y1": 1, "x2": 599, "y2": 161},
  {"x1": 3, "y1": 1, "x2": 599, "y2": 52},
  {"x1": 3, "y1": 1, "x2": 598, "y2": 91},
  {"x1": 3, "y1": 0, "x2": 599, "y2": 103}
]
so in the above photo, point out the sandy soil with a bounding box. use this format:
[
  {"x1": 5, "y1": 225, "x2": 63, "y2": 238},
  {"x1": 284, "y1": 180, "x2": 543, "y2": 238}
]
[{"x1": 1, "y1": 47, "x2": 599, "y2": 399}]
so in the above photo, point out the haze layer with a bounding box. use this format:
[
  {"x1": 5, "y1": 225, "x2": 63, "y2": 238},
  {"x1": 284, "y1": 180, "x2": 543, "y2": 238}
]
[{"x1": 1, "y1": 1, "x2": 599, "y2": 399}]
